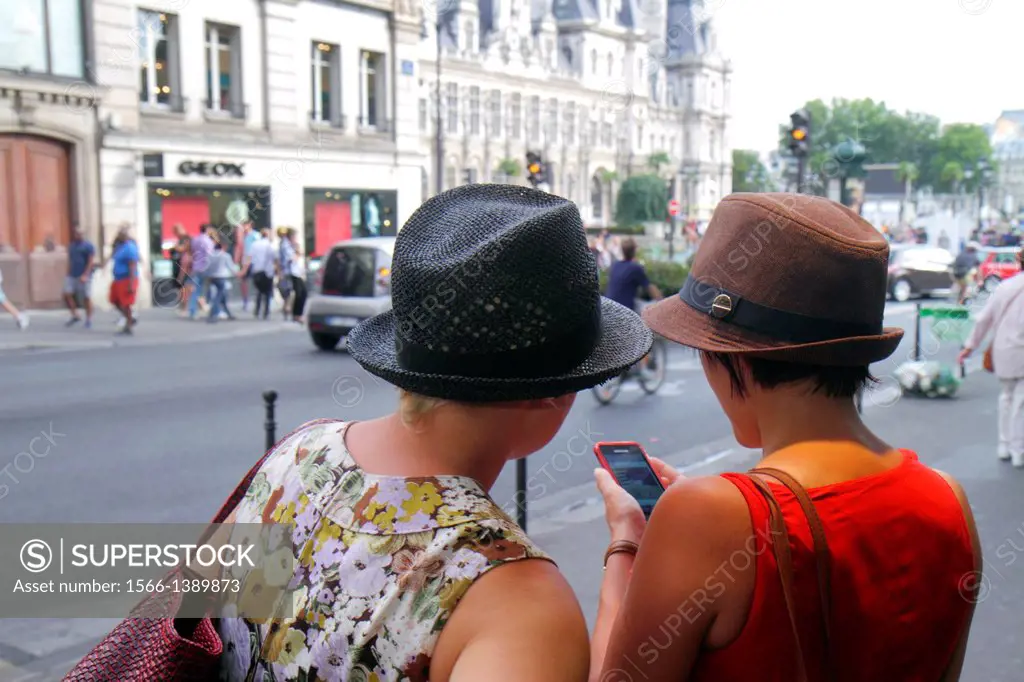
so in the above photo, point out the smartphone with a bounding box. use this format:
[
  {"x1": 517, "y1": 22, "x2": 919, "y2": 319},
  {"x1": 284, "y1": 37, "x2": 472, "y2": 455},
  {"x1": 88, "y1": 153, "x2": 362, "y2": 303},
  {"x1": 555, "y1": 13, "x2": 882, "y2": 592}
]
[{"x1": 594, "y1": 441, "x2": 666, "y2": 518}]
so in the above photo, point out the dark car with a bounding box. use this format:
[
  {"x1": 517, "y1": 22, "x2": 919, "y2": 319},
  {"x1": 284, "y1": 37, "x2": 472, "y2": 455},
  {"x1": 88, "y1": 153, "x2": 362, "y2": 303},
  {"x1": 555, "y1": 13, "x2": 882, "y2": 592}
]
[{"x1": 887, "y1": 245, "x2": 955, "y2": 302}]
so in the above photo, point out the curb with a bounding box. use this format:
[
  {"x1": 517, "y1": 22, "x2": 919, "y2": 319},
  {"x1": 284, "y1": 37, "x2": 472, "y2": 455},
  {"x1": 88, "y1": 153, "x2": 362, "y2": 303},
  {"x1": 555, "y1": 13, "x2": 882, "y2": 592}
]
[
  {"x1": 0, "y1": 325, "x2": 300, "y2": 354},
  {"x1": 0, "y1": 341, "x2": 114, "y2": 352}
]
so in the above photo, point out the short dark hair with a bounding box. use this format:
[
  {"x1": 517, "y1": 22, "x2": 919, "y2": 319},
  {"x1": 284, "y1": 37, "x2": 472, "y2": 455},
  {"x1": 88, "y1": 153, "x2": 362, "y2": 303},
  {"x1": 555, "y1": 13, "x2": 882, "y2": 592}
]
[
  {"x1": 701, "y1": 351, "x2": 874, "y2": 399},
  {"x1": 621, "y1": 238, "x2": 637, "y2": 261}
]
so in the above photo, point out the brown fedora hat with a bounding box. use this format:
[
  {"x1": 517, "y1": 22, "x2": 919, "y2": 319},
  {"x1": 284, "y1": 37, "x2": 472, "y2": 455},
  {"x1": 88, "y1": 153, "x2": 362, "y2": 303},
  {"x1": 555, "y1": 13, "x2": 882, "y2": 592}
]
[{"x1": 643, "y1": 193, "x2": 904, "y2": 366}]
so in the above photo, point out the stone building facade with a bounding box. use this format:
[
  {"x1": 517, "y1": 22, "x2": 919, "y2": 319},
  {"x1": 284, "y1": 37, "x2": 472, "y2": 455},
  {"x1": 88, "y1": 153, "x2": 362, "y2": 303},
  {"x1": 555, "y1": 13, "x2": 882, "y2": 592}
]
[
  {"x1": 1, "y1": 0, "x2": 730, "y2": 309},
  {"x1": 418, "y1": 0, "x2": 733, "y2": 224}
]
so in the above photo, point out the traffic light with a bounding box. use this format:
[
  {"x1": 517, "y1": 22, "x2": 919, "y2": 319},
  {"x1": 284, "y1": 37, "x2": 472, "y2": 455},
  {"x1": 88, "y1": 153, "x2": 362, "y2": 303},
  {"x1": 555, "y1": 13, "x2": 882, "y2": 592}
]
[
  {"x1": 526, "y1": 151, "x2": 546, "y2": 187},
  {"x1": 788, "y1": 109, "x2": 810, "y2": 157}
]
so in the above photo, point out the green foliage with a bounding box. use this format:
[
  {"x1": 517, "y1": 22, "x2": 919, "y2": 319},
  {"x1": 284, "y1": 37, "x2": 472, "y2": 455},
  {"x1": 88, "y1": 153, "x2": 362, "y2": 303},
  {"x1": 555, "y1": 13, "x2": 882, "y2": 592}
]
[
  {"x1": 778, "y1": 98, "x2": 995, "y2": 194},
  {"x1": 647, "y1": 151, "x2": 672, "y2": 174},
  {"x1": 930, "y1": 124, "x2": 994, "y2": 193},
  {"x1": 939, "y1": 161, "x2": 965, "y2": 188},
  {"x1": 598, "y1": 169, "x2": 619, "y2": 185},
  {"x1": 497, "y1": 158, "x2": 521, "y2": 177},
  {"x1": 598, "y1": 259, "x2": 690, "y2": 297},
  {"x1": 644, "y1": 260, "x2": 689, "y2": 296},
  {"x1": 896, "y1": 161, "x2": 920, "y2": 184},
  {"x1": 778, "y1": 98, "x2": 942, "y2": 193},
  {"x1": 732, "y1": 150, "x2": 776, "y2": 192},
  {"x1": 615, "y1": 174, "x2": 669, "y2": 225}
]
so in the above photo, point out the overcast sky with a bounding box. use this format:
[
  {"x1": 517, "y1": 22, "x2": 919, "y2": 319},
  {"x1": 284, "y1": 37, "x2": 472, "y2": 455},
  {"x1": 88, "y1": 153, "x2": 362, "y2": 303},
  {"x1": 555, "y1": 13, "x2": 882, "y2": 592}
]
[{"x1": 713, "y1": 0, "x2": 1020, "y2": 154}]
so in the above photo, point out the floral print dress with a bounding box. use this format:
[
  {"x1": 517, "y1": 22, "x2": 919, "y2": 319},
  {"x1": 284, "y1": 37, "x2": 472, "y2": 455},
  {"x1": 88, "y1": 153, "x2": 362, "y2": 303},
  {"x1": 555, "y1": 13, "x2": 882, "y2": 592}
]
[{"x1": 218, "y1": 420, "x2": 551, "y2": 682}]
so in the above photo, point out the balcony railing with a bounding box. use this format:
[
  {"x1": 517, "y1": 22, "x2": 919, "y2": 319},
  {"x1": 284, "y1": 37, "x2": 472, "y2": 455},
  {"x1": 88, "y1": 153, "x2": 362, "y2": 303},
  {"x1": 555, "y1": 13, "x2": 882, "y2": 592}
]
[
  {"x1": 309, "y1": 111, "x2": 346, "y2": 129},
  {"x1": 203, "y1": 99, "x2": 247, "y2": 120}
]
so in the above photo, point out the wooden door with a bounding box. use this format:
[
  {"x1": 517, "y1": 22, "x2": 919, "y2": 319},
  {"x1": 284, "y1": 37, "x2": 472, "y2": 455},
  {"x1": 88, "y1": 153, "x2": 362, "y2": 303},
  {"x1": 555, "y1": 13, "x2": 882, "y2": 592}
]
[{"x1": 0, "y1": 135, "x2": 71, "y2": 307}]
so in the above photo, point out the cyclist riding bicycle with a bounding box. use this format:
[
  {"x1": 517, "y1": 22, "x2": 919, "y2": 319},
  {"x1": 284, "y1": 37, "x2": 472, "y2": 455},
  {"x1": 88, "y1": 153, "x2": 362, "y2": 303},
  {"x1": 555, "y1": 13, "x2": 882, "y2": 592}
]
[
  {"x1": 604, "y1": 237, "x2": 662, "y2": 311},
  {"x1": 953, "y1": 243, "x2": 980, "y2": 305},
  {"x1": 604, "y1": 238, "x2": 662, "y2": 367},
  {"x1": 593, "y1": 238, "x2": 666, "y2": 403}
]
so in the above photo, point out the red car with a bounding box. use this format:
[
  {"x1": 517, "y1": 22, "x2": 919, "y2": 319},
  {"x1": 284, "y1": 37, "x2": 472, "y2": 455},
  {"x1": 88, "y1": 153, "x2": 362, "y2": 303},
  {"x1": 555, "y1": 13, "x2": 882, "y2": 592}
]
[{"x1": 976, "y1": 247, "x2": 1021, "y2": 292}]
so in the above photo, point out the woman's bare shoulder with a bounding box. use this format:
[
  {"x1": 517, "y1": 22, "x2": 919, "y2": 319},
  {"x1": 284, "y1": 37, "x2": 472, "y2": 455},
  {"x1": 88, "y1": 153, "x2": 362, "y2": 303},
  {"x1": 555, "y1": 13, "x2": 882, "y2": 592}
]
[
  {"x1": 649, "y1": 474, "x2": 756, "y2": 556},
  {"x1": 432, "y1": 559, "x2": 588, "y2": 682},
  {"x1": 660, "y1": 474, "x2": 752, "y2": 522}
]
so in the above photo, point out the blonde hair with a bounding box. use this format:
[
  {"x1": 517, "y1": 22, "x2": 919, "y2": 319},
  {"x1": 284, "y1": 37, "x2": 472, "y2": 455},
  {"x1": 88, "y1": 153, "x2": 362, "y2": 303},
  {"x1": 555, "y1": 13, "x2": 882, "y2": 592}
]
[{"x1": 398, "y1": 390, "x2": 447, "y2": 426}]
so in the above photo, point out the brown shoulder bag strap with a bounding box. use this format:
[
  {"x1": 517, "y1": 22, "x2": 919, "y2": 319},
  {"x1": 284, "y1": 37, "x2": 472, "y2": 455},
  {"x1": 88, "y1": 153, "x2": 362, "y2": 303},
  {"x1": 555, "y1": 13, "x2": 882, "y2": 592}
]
[
  {"x1": 745, "y1": 473, "x2": 811, "y2": 682},
  {"x1": 756, "y1": 466, "x2": 834, "y2": 648},
  {"x1": 745, "y1": 468, "x2": 835, "y2": 682}
]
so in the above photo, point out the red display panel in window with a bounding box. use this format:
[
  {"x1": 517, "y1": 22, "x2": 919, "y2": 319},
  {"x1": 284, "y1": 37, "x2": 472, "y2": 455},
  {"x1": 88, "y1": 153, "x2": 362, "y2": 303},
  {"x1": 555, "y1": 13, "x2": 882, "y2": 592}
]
[
  {"x1": 162, "y1": 197, "x2": 211, "y2": 246},
  {"x1": 314, "y1": 201, "x2": 352, "y2": 256}
]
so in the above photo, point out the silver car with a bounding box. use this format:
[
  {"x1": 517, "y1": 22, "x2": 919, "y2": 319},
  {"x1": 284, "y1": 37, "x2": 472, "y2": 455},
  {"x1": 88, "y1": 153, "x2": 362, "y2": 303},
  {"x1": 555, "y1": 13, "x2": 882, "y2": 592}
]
[{"x1": 306, "y1": 237, "x2": 395, "y2": 351}]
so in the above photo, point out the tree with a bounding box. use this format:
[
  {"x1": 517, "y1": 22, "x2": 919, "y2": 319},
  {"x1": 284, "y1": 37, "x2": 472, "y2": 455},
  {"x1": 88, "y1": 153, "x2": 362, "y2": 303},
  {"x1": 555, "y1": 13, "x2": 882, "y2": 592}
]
[
  {"x1": 939, "y1": 161, "x2": 965, "y2": 190},
  {"x1": 615, "y1": 174, "x2": 668, "y2": 225},
  {"x1": 929, "y1": 124, "x2": 994, "y2": 193},
  {"x1": 896, "y1": 161, "x2": 920, "y2": 223},
  {"x1": 777, "y1": 98, "x2": 941, "y2": 194},
  {"x1": 496, "y1": 158, "x2": 521, "y2": 179},
  {"x1": 896, "y1": 161, "x2": 920, "y2": 188},
  {"x1": 647, "y1": 151, "x2": 672, "y2": 175},
  {"x1": 732, "y1": 150, "x2": 775, "y2": 192}
]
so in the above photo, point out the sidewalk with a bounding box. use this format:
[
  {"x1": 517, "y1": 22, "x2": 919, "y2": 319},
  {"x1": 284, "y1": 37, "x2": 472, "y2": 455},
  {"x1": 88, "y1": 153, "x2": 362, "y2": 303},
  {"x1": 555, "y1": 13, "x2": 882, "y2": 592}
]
[
  {"x1": 533, "y1": 370, "x2": 1022, "y2": 682},
  {"x1": 0, "y1": 305, "x2": 302, "y2": 353}
]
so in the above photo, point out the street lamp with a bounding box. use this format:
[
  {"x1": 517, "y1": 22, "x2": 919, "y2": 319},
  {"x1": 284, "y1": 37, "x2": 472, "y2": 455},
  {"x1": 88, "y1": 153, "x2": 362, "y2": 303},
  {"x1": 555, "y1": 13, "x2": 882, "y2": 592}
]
[{"x1": 833, "y1": 138, "x2": 867, "y2": 207}]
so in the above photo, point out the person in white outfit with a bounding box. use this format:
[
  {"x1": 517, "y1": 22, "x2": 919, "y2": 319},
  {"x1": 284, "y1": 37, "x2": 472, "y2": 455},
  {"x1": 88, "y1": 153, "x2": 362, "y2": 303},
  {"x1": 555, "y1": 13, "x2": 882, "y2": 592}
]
[
  {"x1": 960, "y1": 249, "x2": 1024, "y2": 468},
  {"x1": 0, "y1": 268, "x2": 29, "y2": 329}
]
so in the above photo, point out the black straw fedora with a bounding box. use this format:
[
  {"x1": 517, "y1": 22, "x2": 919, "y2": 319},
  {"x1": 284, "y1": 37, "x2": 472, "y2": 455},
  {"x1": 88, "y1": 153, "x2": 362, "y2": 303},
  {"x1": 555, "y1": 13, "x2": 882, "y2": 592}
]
[{"x1": 346, "y1": 184, "x2": 652, "y2": 402}]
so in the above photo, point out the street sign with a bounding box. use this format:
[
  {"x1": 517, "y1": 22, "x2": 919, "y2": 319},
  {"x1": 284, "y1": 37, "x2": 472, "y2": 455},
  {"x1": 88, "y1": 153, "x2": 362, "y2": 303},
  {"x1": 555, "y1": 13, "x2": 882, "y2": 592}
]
[{"x1": 668, "y1": 199, "x2": 680, "y2": 216}]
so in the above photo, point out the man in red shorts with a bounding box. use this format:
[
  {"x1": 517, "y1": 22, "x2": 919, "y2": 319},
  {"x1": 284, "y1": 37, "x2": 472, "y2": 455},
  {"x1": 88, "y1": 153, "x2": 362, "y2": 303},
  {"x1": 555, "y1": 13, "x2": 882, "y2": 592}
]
[{"x1": 109, "y1": 226, "x2": 140, "y2": 335}]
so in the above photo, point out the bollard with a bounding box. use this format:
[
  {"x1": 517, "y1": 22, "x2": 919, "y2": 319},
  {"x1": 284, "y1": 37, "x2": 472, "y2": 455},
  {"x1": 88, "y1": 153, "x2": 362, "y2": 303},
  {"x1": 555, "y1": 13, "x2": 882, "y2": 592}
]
[
  {"x1": 263, "y1": 390, "x2": 278, "y2": 452},
  {"x1": 913, "y1": 303, "x2": 922, "y2": 361},
  {"x1": 515, "y1": 458, "x2": 527, "y2": 531}
]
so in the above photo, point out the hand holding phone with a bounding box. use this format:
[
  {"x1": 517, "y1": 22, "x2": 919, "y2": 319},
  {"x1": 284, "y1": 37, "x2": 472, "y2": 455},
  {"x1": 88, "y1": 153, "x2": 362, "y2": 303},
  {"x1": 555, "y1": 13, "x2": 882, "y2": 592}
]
[{"x1": 594, "y1": 441, "x2": 666, "y2": 519}]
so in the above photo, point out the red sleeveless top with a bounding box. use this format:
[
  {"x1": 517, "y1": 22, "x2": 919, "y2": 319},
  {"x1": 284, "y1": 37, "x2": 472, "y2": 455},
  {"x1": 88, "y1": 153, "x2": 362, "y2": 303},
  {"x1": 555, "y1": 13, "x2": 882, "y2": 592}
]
[{"x1": 691, "y1": 445, "x2": 974, "y2": 682}]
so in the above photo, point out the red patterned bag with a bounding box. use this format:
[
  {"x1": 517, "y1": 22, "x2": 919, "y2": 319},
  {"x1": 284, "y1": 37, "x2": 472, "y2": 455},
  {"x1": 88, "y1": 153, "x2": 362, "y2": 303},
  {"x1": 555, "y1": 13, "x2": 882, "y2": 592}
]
[{"x1": 62, "y1": 419, "x2": 334, "y2": 681}]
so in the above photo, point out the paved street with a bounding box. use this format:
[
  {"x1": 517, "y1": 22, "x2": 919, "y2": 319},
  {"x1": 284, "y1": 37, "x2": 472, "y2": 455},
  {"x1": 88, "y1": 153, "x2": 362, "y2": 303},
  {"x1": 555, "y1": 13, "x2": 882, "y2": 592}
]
[{"x1": 1, "y1": 300, "x2": 1020, "y2": 681}]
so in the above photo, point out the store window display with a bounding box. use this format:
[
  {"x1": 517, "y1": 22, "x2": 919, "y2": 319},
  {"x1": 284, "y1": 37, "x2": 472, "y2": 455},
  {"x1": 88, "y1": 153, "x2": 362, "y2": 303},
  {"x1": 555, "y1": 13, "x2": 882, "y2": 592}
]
[
  {"x1": 148, "y1": 185, "x2": 272, "y2": 278},
  {"x1": 303, "y1": 188, "x2": 397, "y2": 257}
]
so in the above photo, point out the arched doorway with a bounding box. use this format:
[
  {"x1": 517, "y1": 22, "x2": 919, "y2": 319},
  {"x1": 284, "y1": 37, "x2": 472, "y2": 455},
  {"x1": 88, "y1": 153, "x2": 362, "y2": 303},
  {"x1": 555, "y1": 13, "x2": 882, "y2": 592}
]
[
  {"x1": 0, "y1": 135, "x2": 73, "y2": 308},
  {"x1": 591, "y1": 175, "x2": 604, "y2": 221}
]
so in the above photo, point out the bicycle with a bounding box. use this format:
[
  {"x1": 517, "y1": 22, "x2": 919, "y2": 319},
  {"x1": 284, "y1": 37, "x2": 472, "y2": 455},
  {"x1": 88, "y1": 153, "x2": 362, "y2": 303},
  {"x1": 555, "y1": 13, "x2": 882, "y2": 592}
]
[
  {"x1": 592, "y1": 334, "x2": 669, "y2": 404},
  {"x1": 953, "y1": 268, "x2": 978, "y2": 306}
]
